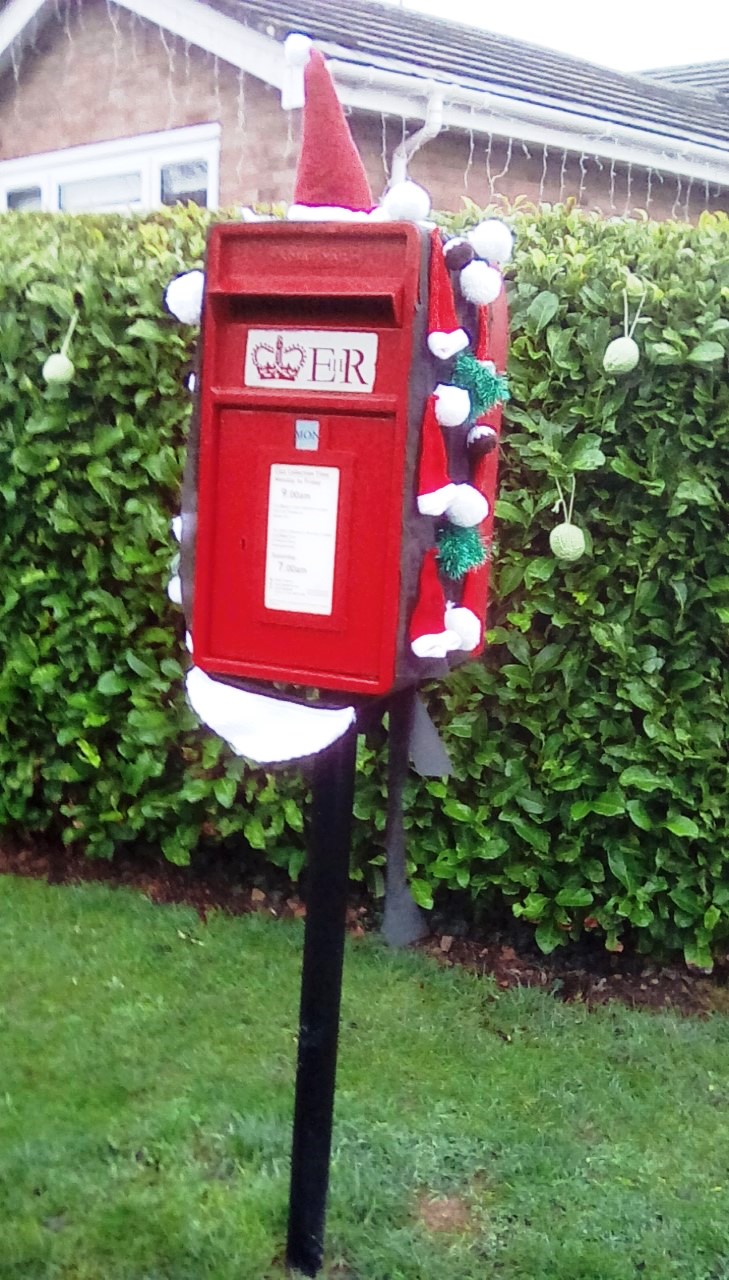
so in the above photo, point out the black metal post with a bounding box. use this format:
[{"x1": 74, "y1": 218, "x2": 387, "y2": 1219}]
[{"x1": 286, "y1": 724, "x2": 358, "y2": 1277}]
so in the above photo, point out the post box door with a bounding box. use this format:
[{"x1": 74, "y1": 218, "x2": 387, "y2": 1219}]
[{"x1": 193, "y1": 406, "x2": 404, "y2": 696}]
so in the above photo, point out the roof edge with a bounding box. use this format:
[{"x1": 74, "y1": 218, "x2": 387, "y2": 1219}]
[{"x1": 2, "y1": 0, "x2": 728, "y2": 190}]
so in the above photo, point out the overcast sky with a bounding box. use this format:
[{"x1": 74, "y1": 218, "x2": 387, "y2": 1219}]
[{"x1": 392, "y1": 0, "x2": 729, "y2": 72}]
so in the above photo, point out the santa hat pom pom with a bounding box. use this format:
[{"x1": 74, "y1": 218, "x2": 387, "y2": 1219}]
[
  {"x1": 459, "y1": 260, "x2": 503, "y2": 306},
  {"x1": 434, "y1": 383, "x2": 471, "y2": 427},
  {"x1": 282, "y1": 33, "x2": 313, "y2": 110},
  {"x1": 469, "y1": 219, "x2": 513, "y2": 265},
  {"x1": 284, "y1": 31, "x2": 313, "y2": 64},
  {"x1": 165, "y1": 270, "x2": 205, "y2": 325},
  {"x1": 445, "y1": 602, "x2": 482, "y2": 652},
  {"x1": 381, "y1": 179, "x2": 431, "y2": 222},
  {"x1": 444, "y1": 483, "x2": 489, "y2": 528}
]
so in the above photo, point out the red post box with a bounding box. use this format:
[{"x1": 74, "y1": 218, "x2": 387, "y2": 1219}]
[
  {"x1": 185, "y1": 219, "x2": 508, "y2": 704},
  {"x1": 191, "y1": 219, "x2": 426, "y2": 698}
]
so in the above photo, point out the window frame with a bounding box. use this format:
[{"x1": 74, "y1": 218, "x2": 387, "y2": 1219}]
[{"x1": 0, "y1": 122, "x2": 220, "y2": 213}]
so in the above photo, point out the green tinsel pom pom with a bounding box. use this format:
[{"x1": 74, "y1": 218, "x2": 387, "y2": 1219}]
[
  {"x1": 452, "y1": 353, "x2": 510, "y2": 418},
  {"x1": 436, "y1": 524, "x2": 488, "y2": 580}
]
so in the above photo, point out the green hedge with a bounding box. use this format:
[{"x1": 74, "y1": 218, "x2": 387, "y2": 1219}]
[{"x1": 1, "y1": 204, "x2": 729, "y2": 966}]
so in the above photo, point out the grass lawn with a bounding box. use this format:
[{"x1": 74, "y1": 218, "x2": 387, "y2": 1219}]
[{"x1": 2, "y1": 876, "x2": 729, "y2": 1279}]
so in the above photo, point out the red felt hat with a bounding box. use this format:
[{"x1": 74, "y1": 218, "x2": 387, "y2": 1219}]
[
  {"x1": 417, "y1": 396, "x2": 456, "y2": 516},
  {"x1": 475, "y1": 305, "x2": 491, "y2": 362},
  {"x1": 427, "y1": 228, "x2": 469, "y2": 361},
  {"x1": 410, "y1": 549, "x2": 460, "y2": 658},
  {"x1": 445, "y1": 568, "x2": 484, "y2": 652},
  {"x1": 294, "y1": 49, "x2": 373, "y2": 212}
]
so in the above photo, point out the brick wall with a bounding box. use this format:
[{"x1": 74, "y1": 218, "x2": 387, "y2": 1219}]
[{"x1": 0, "y1": 0, "x2": 726, "y2": 220}]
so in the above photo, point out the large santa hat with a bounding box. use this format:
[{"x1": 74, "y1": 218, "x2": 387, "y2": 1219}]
[{"x1": 284, "y1": 35, "x2": 373, "y2": 213}]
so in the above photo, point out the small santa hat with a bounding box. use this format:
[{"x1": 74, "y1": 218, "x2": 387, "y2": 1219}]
[
  {"x1": 465, "y1": 306, "x2": 500, "y2": 461},
  {"x1": 427, "y1": 228, "x2": 470, "y2": 361},
  {"x1": 410, "y1": 550, "x2": 461, "y2": 659},
  {"x1": 475, "y1": 306, "x2": 491, "y2": 363},
  {"x1": 445, "y1": 570, "x2": 484, "y2": 653},
  {"x1": 417, "y1": 396, "x2": 456, "y2": 516},
  {"x1": 286, "y1": 39, "x2": 373, "y2": 213}
]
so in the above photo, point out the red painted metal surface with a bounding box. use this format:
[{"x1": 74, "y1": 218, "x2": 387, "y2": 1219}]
[{"x1": 192, "y1": 222, "x2": 422, "y2": 697}]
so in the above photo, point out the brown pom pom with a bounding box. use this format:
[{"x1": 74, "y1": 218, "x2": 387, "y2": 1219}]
[
  {"x1": 443, "y1": 237, "x2": 475, "y2": 272},
  {"x1": 467, "y1": 425, "x2": 498, "y2": 460}
]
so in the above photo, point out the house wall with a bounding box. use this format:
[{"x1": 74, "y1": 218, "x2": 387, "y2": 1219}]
[{"x1": 0, "y1": 0, "x2": 726, "y2": 220}]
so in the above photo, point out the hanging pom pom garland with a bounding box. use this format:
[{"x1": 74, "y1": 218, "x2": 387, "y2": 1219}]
[
  {"x1": 42, "y1": 309, "x2": 79, "y2": 391},
  {"x1": 603, "y1": 285, "x2": 645, "y2": 375},
  {"x1": 549, "y1": 476, "x2": 586, "y2": 563}
]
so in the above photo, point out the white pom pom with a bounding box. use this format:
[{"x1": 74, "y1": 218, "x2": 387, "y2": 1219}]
[
  {"x1": 171, "y1": 516, "x2": 182, "y2": 543},
  {"x1": 433, "y1": 384, "x2": 471, "y2": 427},
  {"x1": 459, "y1": 261, "x2": 503, "y2": 306},
  {"x1": 444, "y1": 484, "x2": 489, "y2": 528},
  {"x1": 469, "y1": 219, "x2": 513, "y2": 265},
  {"x1": 167, "y1": 574, "x2": 182, "y2": 605},
  {"x1": 445, "y1": 603, "x2": 482, "y2": 652},
  {"x1": 282, "y1": 33, "x2": 313, "y2": 109},
  {"x1": 185, "y1": 630, "x2": 194, "y2": 654},
  {"x1": 165, "y1": 270, "x2": 205, "y2": 325},
  {"x1": 411, "y1": 629, "x2": 462, "y2": 659},
  {"x1": 427, "y1": 328, "x2": 469, "y2": 361},
  {"x1": 284, "y1": 32, "x2": 313, "y2": 64},
  {"x1": 380, "y1": 180, "x2": 431, "y2": 222}
]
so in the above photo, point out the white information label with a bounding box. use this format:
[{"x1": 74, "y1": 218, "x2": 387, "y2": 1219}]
[
  {"x1": 265, "y1": 464, "x2": 340, "y2": 616},
  {"x1": 245, "y1": 329, "x2": 378, "y2": 394}
]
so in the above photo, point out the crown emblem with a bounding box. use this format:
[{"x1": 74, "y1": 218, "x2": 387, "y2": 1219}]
[{"x1": 252, "y1": 335, "x2": 306, "y2": 382}]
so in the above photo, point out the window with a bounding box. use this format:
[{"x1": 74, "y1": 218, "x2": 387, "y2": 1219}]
[
  {"x1": 7, "y1": 186, "x2": 42, "y2": 211},
  {"x1": 161, "y1": 160, "x2": 209, "y2": 208},
  {"x1": 60, "y1": 172, "x2": 143, "y2": 214},
  {"x1": 0, "y1": 124, "x2": 220, "y2": 213}
]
